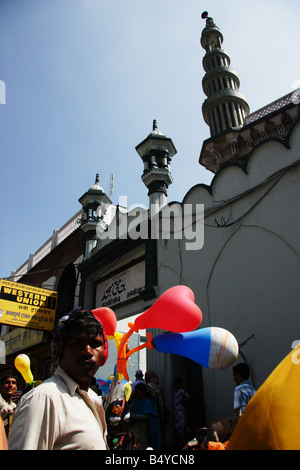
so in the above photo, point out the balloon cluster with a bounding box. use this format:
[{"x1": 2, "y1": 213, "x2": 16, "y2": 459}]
[
  {"x1": 14, "y1": 287, "x2": 238, "y2": 385},
  {"x1": 92, "y1": 285, "x2": 239, "y2": 382}
]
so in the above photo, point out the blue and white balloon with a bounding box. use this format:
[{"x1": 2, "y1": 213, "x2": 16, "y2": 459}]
[{"x1": 152, "y1": 327, "x2": 239, "y2": 370}]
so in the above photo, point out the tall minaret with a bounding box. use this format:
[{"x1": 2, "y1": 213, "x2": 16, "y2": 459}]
[
  {"x1": 136, "y1": 120, "x2": 177, "y2": 211},
  {"x1": 201, "y1": 11, "x2": 250, "y2": 136},
  {"x1": 78, "y1": 173, "x2": 112, "y2": 257}
]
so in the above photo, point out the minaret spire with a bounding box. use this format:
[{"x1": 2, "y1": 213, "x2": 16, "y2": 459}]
[
  {"x1": 200, "y1": 11, "x2": 250, "y2": 136},
  {"x1": 78, "y1": 173, "x2": 112, "y2": 258},
  {"x1": 136, "y1": 120, "x2": 177, "y2": 210}
]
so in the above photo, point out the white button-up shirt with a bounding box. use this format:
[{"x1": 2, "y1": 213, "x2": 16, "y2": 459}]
[{"x1": 8, "y1": 366, "x2": 107, "y2": 450}]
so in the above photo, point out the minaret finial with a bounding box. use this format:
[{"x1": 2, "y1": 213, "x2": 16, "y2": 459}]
[
  {"x1": 201, "y1": 11, "x2": 215, "y2": 27},
  {"x1": 95, "y1": 173, "x2": 100, "y2": 184},
  {"x1": 152, "y1": 119, "x2": 158, "y2": 131}
]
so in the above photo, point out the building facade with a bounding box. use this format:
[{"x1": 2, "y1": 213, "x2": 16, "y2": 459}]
[{"x1": 1, "y1": 13, "x2": 300, "y2": 446}]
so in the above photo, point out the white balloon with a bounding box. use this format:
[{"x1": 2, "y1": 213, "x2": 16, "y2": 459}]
[{"x1": 208, "y1": 327, "x2": 239, "y2": 370}]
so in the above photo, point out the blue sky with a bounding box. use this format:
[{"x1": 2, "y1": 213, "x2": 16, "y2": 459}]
[{"x1": 0, "y1": 0, "x2": 299, "y2": 279}]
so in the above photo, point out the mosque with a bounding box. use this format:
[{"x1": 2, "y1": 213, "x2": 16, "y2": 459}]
[{"x1": 1, "y1": 12, "x2": 300, "y2": 446}]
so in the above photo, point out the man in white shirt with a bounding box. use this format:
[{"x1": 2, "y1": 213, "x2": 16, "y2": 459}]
[{"x1": 8, "y1": 308, "x2": 109, "y2": 450}]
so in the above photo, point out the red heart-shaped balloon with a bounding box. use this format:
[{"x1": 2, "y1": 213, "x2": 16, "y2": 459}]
[
  {"x1": 134, "y1": 285, "x2": 202, "y2": 332},
  {"x1": 92, "y1": 307, "x2": 117, "y2": 336}
]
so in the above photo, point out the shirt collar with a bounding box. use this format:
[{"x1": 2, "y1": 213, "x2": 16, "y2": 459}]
[
  {"x1": 239, "y1": 380, "x2": 251, "y2": 386},
  {"x1": 54, "y1": 365, "x2": 81, "y2": 397}
]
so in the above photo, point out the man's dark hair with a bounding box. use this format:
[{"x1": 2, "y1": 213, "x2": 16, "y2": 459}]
[
  {"x1": 60, "y1": 309, "x2": 104, "y2": 338},
  {"x1": 233, "y1": 362, "x2": 250, "y2": 380}
]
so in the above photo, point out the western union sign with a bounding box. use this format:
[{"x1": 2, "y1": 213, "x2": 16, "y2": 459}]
[{"x1": 0, "y1": 279, "x2": 58, "y2": 331}]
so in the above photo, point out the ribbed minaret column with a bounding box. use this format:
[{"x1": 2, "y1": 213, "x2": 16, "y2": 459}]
[{"x1": 200, "y1": 11, "x2": 250, "y2": 136}]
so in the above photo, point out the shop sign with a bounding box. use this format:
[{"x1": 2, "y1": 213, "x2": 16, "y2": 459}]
[
  {"x1": 0, "y1": 327, "x2": 44, "y2": 359},
  {"x1": 0, "y1": 279, "x2": 58, "y2": 331},
  {"x1": 95, "y1": 261, "x2": 145, "y2": 308}
]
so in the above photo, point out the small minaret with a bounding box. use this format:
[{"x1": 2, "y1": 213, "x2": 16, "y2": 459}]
[
  {"x1": 135, "y1": 120, "x2": 177, "y2": 211},
  {"x1": 201, "y1": 11, "x2": 250, "y2": 136},
  {"x1": 78, "y1": 173, "x2": 112, "y2": 257}
]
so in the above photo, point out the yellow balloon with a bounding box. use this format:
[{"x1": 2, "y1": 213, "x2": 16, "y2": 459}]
[
  {"x1": 114, "y1": 332, "x2": 124, "y2": 341},
  {"x1": 14, "y1": 354, "x2": 34, "y2": 384},
  {"x1": 124, "y1": 382, "x2": 132, "y2": 402}
]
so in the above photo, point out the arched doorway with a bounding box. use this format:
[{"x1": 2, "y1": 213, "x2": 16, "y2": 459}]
[{"x1": 55, "y1": 263, "x2": 77, "y2": 326}]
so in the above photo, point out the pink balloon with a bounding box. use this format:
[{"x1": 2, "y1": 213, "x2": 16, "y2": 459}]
[
  {"x1": 134, "y1": 286, "x2": 202, "y2": 333},
  {"x1": 92, "y1": 307, "x2": 117, "y2": 336}
]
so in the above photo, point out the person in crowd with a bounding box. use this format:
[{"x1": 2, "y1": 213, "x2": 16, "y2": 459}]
[
  {"x1": 0, "y1": 375, "x2": 18, "y2": 436},
  {"x1": 145, "y1": 370, "x2": 166, "y2": 449},
  {"x1": 129, "y1": 382, "x2": 157, "y2": 449},
  {"x1": 173, "y1": 377, "x2": 190, "y2": 448},
  {"x1": 131, "y1": 369, "x2": 145, "y2": 392},
  {"x1": 232, "y1": 362, "x2": 256, "y2": 414},
  {"x1": 8, "y1": 308, "x2": 109, "y2": 450}
]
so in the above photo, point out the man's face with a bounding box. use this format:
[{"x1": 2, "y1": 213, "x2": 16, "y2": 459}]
[
  {"x1": 60, "y1": 330, "x2": 105, "y2": 390},
  {"x1": 1, "y1": 377, "x2": 17, "y2": 400},
  {"x1": 233, "y1": 371, "x2": 243, "y2": 386}
]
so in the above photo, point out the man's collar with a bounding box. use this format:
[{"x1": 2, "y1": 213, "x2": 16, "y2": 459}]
[{"x1": 54, "y1": 365, "x2": 80, "y2": 396}]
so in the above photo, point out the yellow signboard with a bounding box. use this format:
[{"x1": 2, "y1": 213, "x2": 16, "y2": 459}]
[{"x1": 0, "y1": 279, "x2": 58, "y2": 331}]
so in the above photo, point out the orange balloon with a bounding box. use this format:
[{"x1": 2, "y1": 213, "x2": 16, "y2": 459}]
[{"x1": 133, "y1": 286, "x2": 202, "y2": 332}]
